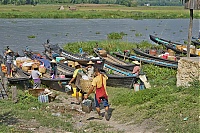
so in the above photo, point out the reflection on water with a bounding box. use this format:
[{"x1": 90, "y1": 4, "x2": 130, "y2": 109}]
[{"x1": 0, "y1": 19, "x2": 199, "y2": 54}]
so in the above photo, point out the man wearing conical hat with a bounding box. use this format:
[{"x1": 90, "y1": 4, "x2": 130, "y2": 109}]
[
  {"x1": 50, "y1": 59, "x2": 57, "y2": 79},
  {"x1": 30, "y1": 65, "x2": 42, "y2": 89},
  {"x1": 68, "y1": 62, "x2": 85, "y2": 104},
  {"x1": 85, "y1": 60, "x2": 95, "y2": 79}
]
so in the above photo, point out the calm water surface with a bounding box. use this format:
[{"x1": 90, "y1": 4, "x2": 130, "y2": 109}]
[{"x1": 0, "y1": 19, "x2": 199, "y2": 54}]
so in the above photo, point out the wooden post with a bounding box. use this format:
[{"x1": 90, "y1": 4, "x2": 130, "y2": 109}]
[
  {"x1": 11, "y1": 86, "x2": 17, "y2": 103},
  {"x1": 187, "y1": 9, "x2": 193, "y2": 58},
  {"x1": 3, "y1": 77, "x2": 8, "y2": 91}
]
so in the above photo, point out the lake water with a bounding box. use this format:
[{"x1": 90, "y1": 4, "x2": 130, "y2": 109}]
[{"x1": 0, "y1": 19, "x2": 199, "y2": 54}]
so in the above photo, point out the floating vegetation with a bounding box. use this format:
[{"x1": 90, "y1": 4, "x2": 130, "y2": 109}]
[
  {"x1": 107, "y1": 32, "x2": 125, "y2": 39},
  {"x1": 173, "y1": 32, "x2": 176, "y2": 34},
  {"x1": 27, "y1": 35, "x2": 36, "y2": 38},
  {"x1": 96, "y1": 32, "x2": 100, "y2": 34},
  {"x1": 130, "y1": 29, "x2": 136, "y2": 32},
  {"x1": 179, "y1": 30, "x2": 183, "y2": 32},
  {"x1": 135, "y1": 33, "x2": 142, "y2": 37}
]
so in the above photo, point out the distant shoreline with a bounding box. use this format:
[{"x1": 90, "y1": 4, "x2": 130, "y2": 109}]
[{"x1": 0, "y1": 4, "x2": 199, "y2": 19}]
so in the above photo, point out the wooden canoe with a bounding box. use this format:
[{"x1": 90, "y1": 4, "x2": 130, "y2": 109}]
[
  {"x1": 133, "y1": 48, "x2": 178, "y2": 64},
  {"x1": 113, "y1": 52, "x2": 178, "y2": 69},
  {"x1": 44, "y1": 49, "x2": 137, "y2": 89},
  {"x1": 149, "y1": 35, "x2": 198, "y2": 57},
  {"x1": 42, "y1": 43, "x2": 105, "y2": 70},
  {"x1": 93, "y1": 48, "x2": 134, "y2": 71}
]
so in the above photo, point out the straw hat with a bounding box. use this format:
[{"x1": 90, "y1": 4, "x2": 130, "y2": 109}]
[
  {"x1": 132, "y1": 61, "x2": 140, "y2": 65},
  {"x1": 50, "y1": 59, "x2": 57, "y2": 63},
  {"x1": 87, "y1": 61, "x2": 94, "y2": 65},
  {"x1": 32, "y1": 64, "x2": 39, "y2": 68},
  {"x1": 6, "y1": 49, "x2": 12, "y2": 54},
  {"x1": 74, "y1": 62, "x2": 80, "y2": 67}
]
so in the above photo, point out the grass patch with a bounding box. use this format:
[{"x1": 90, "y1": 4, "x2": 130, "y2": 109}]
[
  {"x1": 107, "y1": 73, "x2": 199, "y2": 132},
  {"x1": 0, "y1": 90, "x2": 74, "y2": 132},
  {"x1": 0, "y1": 5, "x2": 199, "y2": 19},
  {"x1": 63, "y1": 40, "x2": 154, "y2": 55}
]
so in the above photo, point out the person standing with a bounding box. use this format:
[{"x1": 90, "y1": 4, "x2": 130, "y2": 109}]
[
  {"x1": 30, "y1": 66, "x2": 42, "y2": 89},
  {"x1": 5, "y1": 49, "x2": 13, "y2": 78},
  {"x1": 85, "y1": 61, "x2": 94, "y2": 79},
  {"x1": 84, "y1": 68, "x2": 110, "y2": 121},
  {"x1": 132, "y1": 61, "x2": 140, "y2": 76},
  {"x1": 50, "y1": 59, "x2": 57, "y2": 79},
  {"x1": 68, "y1": 62, "x2": 84, "y2": 104}
]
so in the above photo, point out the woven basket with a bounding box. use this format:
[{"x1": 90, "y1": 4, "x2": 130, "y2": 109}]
[
  {"x1": 68, "y1": 61, "x2": 75, "y2": 68},
  {"x1": 39, "y1": 67, "x2": 46, "y2": 73},
  {"x1": 80, "y1": 79, "x2": 93, "y2": 93},
  {"x1": 28, "y1": 89, "x2": 45, "y2": 97},
  {"x1": 22, "y1": 66, "x2": 31, "y2": 72}
]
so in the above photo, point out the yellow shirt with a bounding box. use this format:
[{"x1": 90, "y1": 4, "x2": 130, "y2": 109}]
[
  {"x1": 73, "y1": 68, "x2": 83, "y2": 78},
  {"x1": 92, "y1": 74, "x2": 108, "y2": 94}
]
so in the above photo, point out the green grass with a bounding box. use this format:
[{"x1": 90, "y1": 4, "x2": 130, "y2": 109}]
[
  {"x1": 0, "y1": 90, "x2": 73, "y2": 132},
  {"x1": 0, "y1": 4, "x2": 199, "y2": 19},
  {"x1": 107, "y1": 83, "x2": 199, "y2": 132},
  {"x1": 63, "y1": 39, "x2": 155, "y2": 55}
]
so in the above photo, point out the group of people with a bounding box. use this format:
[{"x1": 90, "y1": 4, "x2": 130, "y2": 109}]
[{"x1": 68, "y1": 60, "x2": 110, "y2": 120}]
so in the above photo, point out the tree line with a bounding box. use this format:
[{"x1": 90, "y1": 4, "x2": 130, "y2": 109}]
[{"x1": 0, "y1": 0, "x2": 182, "y2": 6}]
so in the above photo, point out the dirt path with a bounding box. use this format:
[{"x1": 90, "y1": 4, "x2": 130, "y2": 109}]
[
  {"x1": 13, "y1": 91, "x2": 160, "y2": 133},
  {"x1": 54, "y1": 92, "x2": 161, "y2": 133}
]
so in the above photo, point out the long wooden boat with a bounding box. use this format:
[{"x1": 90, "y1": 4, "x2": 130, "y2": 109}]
[
  {"x1": 43, "y1": 43, "x2": 105, "y2": 70},
  {"x1": 93, "y1": 48, "x2": 134, "y2": 71},
  {"x1": 149, "y1": 35, "x2": 198, "y2": 57},
  {"x1": 192, "y1": 40, "x2": 200, "y2": 46},
  {"x1": 0, "y1": 54, "x2": 29, "y2": 83},
  {"x1": 113, "y1": 52, "x2": 178, "y2": 69},
  {"x1": 22, "y1": 50, "x2": 71, "y2": 92},
  {"x1": 44, "y1": 49, "x2": 137, "y2": 88},
  {"x1": 133, "y1": 48, "x2": 178, "y2": 64}
]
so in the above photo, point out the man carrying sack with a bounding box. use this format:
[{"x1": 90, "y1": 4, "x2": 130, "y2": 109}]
[{"x1": 84, "y1": 68, "x2": 110, "y2": 121}]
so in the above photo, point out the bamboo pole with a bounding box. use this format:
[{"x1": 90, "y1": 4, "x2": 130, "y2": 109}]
[{"x1": 187, "y1": 9, "x2": 194, "y2": 58}]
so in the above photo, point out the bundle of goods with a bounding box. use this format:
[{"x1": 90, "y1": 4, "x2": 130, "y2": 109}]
[
  {"x1": 98, "y1": 50, "x2": 107, "y2": 57},
  {"x1": 22, "y1": 62, "x2": 33, "y2": 72},
  {"x1": 68, "y1": 60, "x2": 75, "y2": 68},
  {"x1": 16, "y1": 57, "x2": 32, "y2": 68},
  {"x1": 1, "y1": 64, "x2": 7, "y2": 73},
  {"x1": 39, "y1": 65, "x2": 46, "y2": 73},
  {"x1": 195, "y1": 49, "x2": 200, "y2": 56},
  {"x1": 158, "y1": 52, "x2": 176, "y2": 61}
]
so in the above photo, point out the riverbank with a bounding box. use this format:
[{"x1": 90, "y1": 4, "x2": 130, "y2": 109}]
[
  {"x1": 0, "y1": 4, "x2": 199, "y2": 19},
  {"x1": 0, "y1": 40, "x2": 199, "y2": 132}
]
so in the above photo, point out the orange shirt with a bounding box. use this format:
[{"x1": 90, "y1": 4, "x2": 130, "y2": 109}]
[{"x1": 92, "y1": 74, "x2": 108, "y2": 95}]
